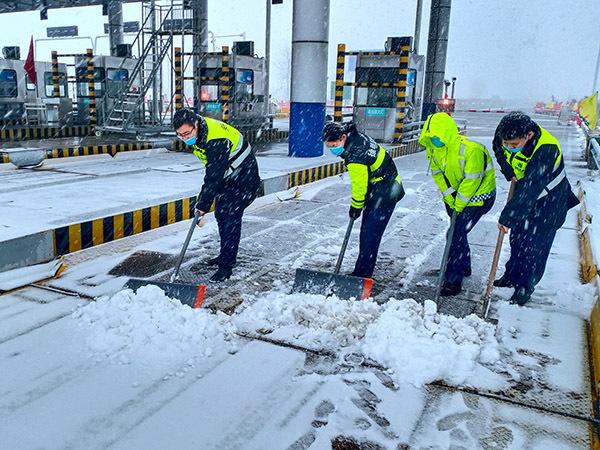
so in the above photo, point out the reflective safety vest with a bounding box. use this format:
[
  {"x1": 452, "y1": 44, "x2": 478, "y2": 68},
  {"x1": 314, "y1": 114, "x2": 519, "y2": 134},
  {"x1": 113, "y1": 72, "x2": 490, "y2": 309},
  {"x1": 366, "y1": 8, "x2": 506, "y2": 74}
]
[
  {"x1": 428, "y1": 139, "x2": 496, "y2": 211},
  {"x1": 346, "y1": 137, "x2": 402, "y2": 209},
  {"x1": 503, "y1": 126, "x2": 565, "y2": 200},
  {"x1": 191, "y1": 117, "x2": 252, "y2": 177}
]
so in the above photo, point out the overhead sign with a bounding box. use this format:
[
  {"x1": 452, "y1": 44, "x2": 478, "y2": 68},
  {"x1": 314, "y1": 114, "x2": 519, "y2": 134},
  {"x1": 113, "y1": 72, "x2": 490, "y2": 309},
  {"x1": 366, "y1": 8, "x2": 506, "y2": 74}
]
[
  {"x1": 46, "y1": 26, "x2": 79, "y2": 38},
  {"x1": 104, "y1": 21, "x2": 140, "y2": 34}
]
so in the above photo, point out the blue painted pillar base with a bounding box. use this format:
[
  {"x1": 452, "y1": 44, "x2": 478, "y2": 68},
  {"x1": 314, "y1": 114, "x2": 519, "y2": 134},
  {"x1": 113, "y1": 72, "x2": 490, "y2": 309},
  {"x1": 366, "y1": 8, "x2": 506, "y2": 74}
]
[{"x1": 288, "y1": 102, "x2": 325, "y2": 157}]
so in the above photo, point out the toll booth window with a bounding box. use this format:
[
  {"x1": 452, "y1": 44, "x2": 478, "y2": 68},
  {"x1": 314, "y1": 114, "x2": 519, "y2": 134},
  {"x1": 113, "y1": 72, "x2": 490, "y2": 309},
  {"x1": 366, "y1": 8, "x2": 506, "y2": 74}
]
[
  {"x1": 43, "y1": 72, "x2": 67, "y2": 97},
  {"x1": 236, "y1": 69, "x2": 254, "y2": 101},
  {"x1": 355, "y1": 87, "x2": 395, "y2": 108},
  {"x1": 76, "y1": 67, "x2": 105, "y2": 98},
  {"x1": 0, "y1": 69, "x2": 17, "y2": 98},
  {"x1": 200, "y1": 68, "x2": 221, "y2": 82},
  {"x1": 200, "y1": 85, "x2": 219, "y2": 102},
  {"x1": 407, "y1": 69, "x2": 417, "y2": 87},
  {"x1": 26, "y1": 74, "x2": 36, "y2": 91},
  {"x1": 106, "y1": 68, "x2": 130, "y2": 98}
]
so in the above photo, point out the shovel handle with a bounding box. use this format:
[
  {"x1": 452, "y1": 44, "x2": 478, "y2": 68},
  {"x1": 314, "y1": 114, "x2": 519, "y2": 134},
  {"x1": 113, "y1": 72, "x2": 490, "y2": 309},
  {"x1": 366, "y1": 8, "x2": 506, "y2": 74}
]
[
  {"x1": 334, "y1": 218, "x2": 356, "y2": 274},
  {"x1": 434, "y1": 210, "x2": 458, "y2": 303},
  {"x1": 480, "y1": 179, "x2": 516, "y2": 318},
  {"x1": 170, "y1": 213, "x2": 201, "y2": 283}
]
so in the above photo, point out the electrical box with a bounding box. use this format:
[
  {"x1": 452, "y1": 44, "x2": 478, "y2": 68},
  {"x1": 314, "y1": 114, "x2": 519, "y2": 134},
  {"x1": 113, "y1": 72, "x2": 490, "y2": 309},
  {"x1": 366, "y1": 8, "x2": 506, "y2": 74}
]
[
  {"x1": 233, "y1": 41, "x2": 254, "y2": 57},
  {"x1": 115, "y1": 44, "x2": 132, "y2": 58}
]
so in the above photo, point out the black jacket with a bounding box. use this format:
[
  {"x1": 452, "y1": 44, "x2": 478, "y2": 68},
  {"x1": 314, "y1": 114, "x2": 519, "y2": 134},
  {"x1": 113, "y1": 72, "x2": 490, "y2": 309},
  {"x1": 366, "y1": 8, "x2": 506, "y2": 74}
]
[
  {"x1": 493, "y1": 124, "x2": 579, "y2": 231},
  {"x1": 192, "y1": 119, "x2": 260, "y2": 212},
  {"x1": 343, "y1": 131, "x2": 404, "y2": 209}
]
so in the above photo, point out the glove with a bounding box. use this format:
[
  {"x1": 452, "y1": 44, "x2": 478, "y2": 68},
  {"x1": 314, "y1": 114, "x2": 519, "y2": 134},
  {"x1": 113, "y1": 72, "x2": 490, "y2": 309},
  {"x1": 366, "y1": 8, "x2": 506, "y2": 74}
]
[
  {"x1": 349, "y1": 206, "x2": 362, "y2": 219},
  {"x1": 194, "y1": 202, "x2": 205, "y2": 218}
]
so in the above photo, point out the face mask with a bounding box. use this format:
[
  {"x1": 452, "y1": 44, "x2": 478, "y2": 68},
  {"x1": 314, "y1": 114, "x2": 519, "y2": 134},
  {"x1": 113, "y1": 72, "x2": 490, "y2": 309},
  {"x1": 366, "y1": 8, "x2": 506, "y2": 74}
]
[
  {"x1": 504, "y1": 145, "x2": 523, "y2": 153},
  {"x1": 431, "y1": 136, "x2": 445, "y2": 148},
  {"x1": 329, "y1": 146, "x2": 344, "y2": 156},
  {"x1": 183, "y1": 136, "x2": 197, "y2": 146}
]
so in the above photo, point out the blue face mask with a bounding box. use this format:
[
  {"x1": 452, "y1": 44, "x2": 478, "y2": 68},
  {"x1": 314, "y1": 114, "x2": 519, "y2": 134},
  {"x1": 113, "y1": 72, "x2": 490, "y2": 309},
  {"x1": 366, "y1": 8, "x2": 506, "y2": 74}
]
[
  {"x1": 183, "y1": 136, "x2": 197, "y2": 146},
  {"x1": 329, "y1": 146, "x2": 344, "y2": 156},
  {"x1": 503, "y1": 144, "x2": 524, "y2": 153},
  {"x1": 431, "y1": 136, "x2": 445, "y2": 148}
]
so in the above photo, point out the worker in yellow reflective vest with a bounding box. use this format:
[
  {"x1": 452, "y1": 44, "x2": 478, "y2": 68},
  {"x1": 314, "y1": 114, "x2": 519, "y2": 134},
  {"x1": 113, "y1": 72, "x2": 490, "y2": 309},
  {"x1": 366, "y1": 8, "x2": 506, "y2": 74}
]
[
  {"x1": 173, "y1": 108, "x2": 261, "y2": 282},
  {"x1": 492, "y1": 112, "x2": 579, "y2": 305},
  {"x1": 322, "y1": 122, "x2": 405, "y2": 278},
  {"x1": 419, "y1": 112, "x2": 497, "y2": 296}
]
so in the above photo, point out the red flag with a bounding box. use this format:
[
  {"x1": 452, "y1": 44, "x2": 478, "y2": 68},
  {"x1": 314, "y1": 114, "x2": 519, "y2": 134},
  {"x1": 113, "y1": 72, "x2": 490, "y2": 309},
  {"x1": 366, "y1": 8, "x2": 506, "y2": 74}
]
[{"x1": 24, "y1": 36, "x2": 36, "y2": 85}]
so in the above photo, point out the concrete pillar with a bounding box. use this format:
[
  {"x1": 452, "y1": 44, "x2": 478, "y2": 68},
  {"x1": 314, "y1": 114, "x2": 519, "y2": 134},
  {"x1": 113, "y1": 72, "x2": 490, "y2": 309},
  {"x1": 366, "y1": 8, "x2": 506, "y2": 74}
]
[
  {"x1": 288, "y1": 0, "x2": 330, "y2": 157},
  {"x1": 422, "y1": 0, "x2": 451, "y2": 120},
  {"x1": 107, "y1": 0, "x2": 124, "y2": 57},
  {"x1": 413, "y1": 0, "x2": 424, "y2": 54},
  {"x1": 192, "y1": 0, "x2": 209, "y2": 110}
]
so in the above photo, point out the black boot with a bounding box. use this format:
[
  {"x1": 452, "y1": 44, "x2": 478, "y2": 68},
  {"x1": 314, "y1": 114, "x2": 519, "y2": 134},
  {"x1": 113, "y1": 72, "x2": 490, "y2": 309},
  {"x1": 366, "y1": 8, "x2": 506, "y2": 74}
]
[
  {"x1": 440, "y1": 282, "x2": 462, "y2": 297},
  {"x1": 464, "y1": 266, "x2": 472, "y2": 277},
  {"x1": 510, "y1": 286, "x2": 533, "y2": 306},
  {"x1": 210, "y1": 267, "x2": 232, "y2": 282},
  {"x1": 203, "y1": 256, "x2": 220, "y2": 266},
  {"x1": 493, "y1": 273, "x2": 513, "y2": 288}
]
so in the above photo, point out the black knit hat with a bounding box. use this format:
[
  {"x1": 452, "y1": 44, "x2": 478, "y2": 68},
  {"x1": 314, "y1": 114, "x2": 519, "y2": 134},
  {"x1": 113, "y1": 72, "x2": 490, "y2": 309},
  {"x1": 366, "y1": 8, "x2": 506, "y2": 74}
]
[{"x1": 498, "y1": 111, "x2": 537, "y2": 140}]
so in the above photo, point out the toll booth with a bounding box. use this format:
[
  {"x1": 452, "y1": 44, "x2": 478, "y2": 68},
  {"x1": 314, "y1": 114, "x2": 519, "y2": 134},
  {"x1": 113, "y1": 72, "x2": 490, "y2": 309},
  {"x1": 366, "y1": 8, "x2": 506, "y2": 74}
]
[
  {"x1": 194, "y1": 42, "x2": 268, "y2": 130},
  {"x1": 335, "y1": 37, "x2": 425, "y2": 142},
  {"x1": 74, "y1": 54, "x2": 141, "y2": 126},
  {"x1": 0, "y1": 47, "x2": 72, "y2": 125}
]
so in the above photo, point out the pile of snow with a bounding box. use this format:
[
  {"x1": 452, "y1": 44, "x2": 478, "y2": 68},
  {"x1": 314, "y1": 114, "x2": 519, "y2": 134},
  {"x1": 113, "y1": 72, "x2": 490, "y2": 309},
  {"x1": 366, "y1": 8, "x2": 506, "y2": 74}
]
[
  {"x1": 72, "y1": 285, "x2": 231, "y2": 364},
  {"x1": 234, "y1": 291, "x2": 381, "y2": 347},
  {"x1": 361, "y1": 299, "x2": 501, "y2": 387},
  {"x1": 235, "y1": 292, "x2": 502, "y2": 387}
]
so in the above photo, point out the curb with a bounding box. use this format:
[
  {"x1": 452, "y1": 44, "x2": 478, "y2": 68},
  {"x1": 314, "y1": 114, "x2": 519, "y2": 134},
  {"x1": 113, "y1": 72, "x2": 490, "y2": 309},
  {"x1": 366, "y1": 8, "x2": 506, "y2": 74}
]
[
  {"x1": 1, "y1": 129, "x2": 290, "y2": 164},
  {"x1": 575, "y1": 181, "x2": 600, "y2": 448}
]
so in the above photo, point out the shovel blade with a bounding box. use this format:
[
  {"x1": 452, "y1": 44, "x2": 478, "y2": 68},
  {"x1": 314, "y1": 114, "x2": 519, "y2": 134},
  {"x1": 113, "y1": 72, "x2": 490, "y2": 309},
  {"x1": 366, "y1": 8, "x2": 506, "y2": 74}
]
[
  {"x1": 124, "y1": 278, "x2": 207, "y2": 308},
  {"x1": 291, "y1": 268, "x2": 372, "y2": 300}
]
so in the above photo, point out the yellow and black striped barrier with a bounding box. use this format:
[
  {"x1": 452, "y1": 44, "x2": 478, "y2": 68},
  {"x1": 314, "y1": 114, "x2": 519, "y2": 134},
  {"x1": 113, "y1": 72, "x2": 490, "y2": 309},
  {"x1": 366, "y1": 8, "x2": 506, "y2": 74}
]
[
  {"x1": 54, "y1": 196, "x2": 198, "y2": 255},
  {"x1": 171, "y1": 129, "x2": 289, "y2": 152},
  {"x1": 50, "y1": 139, "x2": 423, "y2": 257},
  {"x1": 287, "y1": 140, "x2": 421, "y2": 189},
  {"x1": 45, "y1": 142, "x2": 153, "y2": 160},
  {"x1": 0, "y1": 125, "x2": 92, "y2": 142},
  {"x1": 1, "y1": 142, "x2": 153, "y2": 163}
]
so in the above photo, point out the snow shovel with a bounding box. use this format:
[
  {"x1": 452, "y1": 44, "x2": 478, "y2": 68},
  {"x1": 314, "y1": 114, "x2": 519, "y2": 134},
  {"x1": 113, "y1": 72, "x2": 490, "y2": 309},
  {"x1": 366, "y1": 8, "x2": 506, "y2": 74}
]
[
  {"x1": 480, "y1": 180, "x2": 516, "y2": 318},
  {"x1": 292, "y1": 217, "x2": 373, "y2": 300},
  {"x1": 125, "y1": 211, "x2": 207, "y2": 308},
  {"x1": 434, "y1": 211, "x2": 458, "y2": 303}
]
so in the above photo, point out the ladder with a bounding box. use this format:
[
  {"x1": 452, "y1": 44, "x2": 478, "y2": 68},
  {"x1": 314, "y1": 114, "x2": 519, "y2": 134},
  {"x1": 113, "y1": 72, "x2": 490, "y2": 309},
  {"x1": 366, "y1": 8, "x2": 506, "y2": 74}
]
[{"x1": 99, "y1": 3, "x2": 175, "y2": 134}]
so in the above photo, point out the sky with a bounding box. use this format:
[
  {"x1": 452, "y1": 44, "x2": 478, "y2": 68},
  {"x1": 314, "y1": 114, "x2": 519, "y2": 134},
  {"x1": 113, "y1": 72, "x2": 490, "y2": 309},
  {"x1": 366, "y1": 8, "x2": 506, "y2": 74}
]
[{"x1": 0, "y1": 0, "x2": 597, "y2": 103}]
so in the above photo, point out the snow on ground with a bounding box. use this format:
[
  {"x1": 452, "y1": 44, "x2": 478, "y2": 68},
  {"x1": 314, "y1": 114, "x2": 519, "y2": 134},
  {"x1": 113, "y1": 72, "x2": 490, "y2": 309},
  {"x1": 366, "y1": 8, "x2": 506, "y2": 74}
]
[
  {"x1": 72, "y1": 285, "x2": 234, "y2": 365},
  {"x1": 234, "y1": 288, "x2": 505, "y2": 389}
]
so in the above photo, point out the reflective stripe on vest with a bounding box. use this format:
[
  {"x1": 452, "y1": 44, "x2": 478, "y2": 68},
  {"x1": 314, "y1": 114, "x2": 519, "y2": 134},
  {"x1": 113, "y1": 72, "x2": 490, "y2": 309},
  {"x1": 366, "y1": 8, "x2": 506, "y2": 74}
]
[
  {"x1": 192, "y1": 117, "x2": 250, "y2": 176},
  {"x1": 369, "y1": 146, "x2": 401, "y2": 185},
  {"x1": 503, "y1": 126, "x2": 564, "y2": 199}
]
